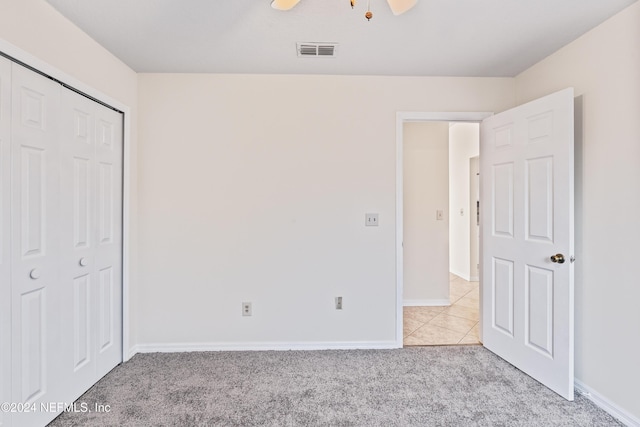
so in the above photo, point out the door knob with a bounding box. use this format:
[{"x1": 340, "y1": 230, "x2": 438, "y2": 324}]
[
  {"x1": 79, "y1": 257, "x2": 88, "y2": 267},
  {"x1": 550, "y1": 254, "x2": 565, "y2": 264},
  {"x1": 29, "y1": 268, "x2": 41, "y2": 279}
]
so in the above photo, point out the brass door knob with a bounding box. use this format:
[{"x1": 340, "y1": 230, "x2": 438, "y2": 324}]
[{"x1": 550, "y1": 254, "x2": 565, "y2": 264}]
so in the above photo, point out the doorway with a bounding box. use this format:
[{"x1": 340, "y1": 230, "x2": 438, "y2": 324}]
[
  {"x1": 394, "y1": 112, "x2": 491, "y2": 347},
  {"x1": 401, "y1": 120, "x2": 481, "y2": 346}
]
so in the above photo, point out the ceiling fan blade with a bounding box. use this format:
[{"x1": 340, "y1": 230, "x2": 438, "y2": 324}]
[
  {"x1": 271, "y1": 0, "x2": 301, "y2": 11},
  {"x1": 386, "y1": 0, "x2": 417, "y2": 15}
]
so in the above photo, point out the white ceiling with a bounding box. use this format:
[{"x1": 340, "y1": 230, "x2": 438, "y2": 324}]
[{"x1": 47, "y1": 0, "x2": 636, "y2": 77}]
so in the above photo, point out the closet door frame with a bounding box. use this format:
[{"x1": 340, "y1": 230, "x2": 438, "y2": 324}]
[{"x1": 0, "y1": 38, "x2": 133, "y2": 363}]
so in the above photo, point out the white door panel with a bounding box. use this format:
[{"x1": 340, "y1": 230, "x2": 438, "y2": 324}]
[
  {"x1": 0, "y1": 55, "x2": 12, "y2": 427},
  {"x1": 481, "y1": 88, "x2": 574, "y2": 400},
  {"x1": 59, "y1": 89, "x2": 123, "y2": 401},
  {"x1": 94, "y1": 105, "x2": 122, "y2": 378},
  {"x1": 60, "y1": 89, "x2": 97, "y2": 400},
  {"x1": 10, "y1": 62, "x2": 62, "y2": 427}
]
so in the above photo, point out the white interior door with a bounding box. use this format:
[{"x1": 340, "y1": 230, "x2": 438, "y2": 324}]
[
  {"x1": 59, "y1": 88, "x2": 123, "y2": 390},
  {"x1": 480, "y1": 88, "x2": 574, "y2": 400},
  {"x1": 93, "y1": 102, "x2": 123, "y2": 377},
  {"x1": 0, "y1": 55, "x2": 12, "y2": 427},
  {"x1": 59, "y1": 89, "x2": 99, "y2": 399},
  {"x1": 10, "y1": 62, "x2": 63, "y2": 427}
]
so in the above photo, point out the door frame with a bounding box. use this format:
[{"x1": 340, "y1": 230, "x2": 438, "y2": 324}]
[
  {"x1": 395, "y1": 112, "x2": 492, "y2": 346},
  {"x1": 0, "y1": 38, "x2": 133, "y2": 362}
]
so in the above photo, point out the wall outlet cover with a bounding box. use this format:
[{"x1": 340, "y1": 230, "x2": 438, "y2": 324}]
[
  {"x1": 242, "y1": 302, "x2": 252, "y2": 316},
  {"x1": 365, "y1": 213, "x2": 379, "y2": 226}
]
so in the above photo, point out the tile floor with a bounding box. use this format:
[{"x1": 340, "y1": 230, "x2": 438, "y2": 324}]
[{"x1": 403, "y1": 274, "x2": 481, "y2": 346}]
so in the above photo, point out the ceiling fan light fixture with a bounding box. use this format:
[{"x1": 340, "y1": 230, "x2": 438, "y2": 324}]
[
  {"x1": 271, "y1": 0, "x2": 301, "y2": 11},
  {"x1": 386, "y1": 0, "x2": 417, "y2": 16}
]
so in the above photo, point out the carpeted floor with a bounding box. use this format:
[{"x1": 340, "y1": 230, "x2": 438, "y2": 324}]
[{"x1": 49, "y1": 346, "x2": 622, "y2": 426}]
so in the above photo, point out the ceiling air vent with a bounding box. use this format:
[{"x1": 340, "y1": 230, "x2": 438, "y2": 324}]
[{"x1": 297, "y1": 42, "x2": 338, "y2": 58}]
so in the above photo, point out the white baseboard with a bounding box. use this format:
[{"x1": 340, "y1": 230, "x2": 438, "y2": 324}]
[
  {"x1": 450, "y1": 270, "x2": 479, "y2": 283},
  {"x1": 450, "y1": 269, "x2": 471, "y2": 281},
  {"x1": 130, "y1": 340, "x2": 400, "y2": 355},
  {"x1": 575, "y1": 379, "x2": 640, "y2": 426},
  {"x1": 403, "y1": 299, "x2": 450, "y2": 307}
]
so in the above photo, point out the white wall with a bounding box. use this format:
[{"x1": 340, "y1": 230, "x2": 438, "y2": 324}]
[
  {"x1": 137, "y1": 74, "x2": 514, "y2": 347},
  {"x1": 403, "y1": 122, "x2": 450, "y2": 305},
  {"x1": 0, "y1": 0, "x2": 139, "y2": 354},
  {"x1": 469, "y1": 156, "x2": 479, "y2": 282},
  {"x1": 448, "y1": 123, "x2": 479, "y2": 281},
  {"x1": 516, "y1": 2, "x2": 640, "y2": 421}
]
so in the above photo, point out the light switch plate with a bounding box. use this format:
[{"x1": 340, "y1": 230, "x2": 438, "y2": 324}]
[
  {"x1": 365, "y1": 213, "x2": 379, "y2": 226},
  {"x1": 436, "y1": 210, "x2": 444, "y2": 220}
]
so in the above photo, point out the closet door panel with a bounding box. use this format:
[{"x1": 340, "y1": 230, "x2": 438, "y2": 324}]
[
  {"x1": 0, "y1": 55, "x2": 12, "y2": 427},
  {"x1": 59, "y1": 89, "x2": 97, "y2": 399},
  {"x1": 10, "y1": 63, "x2": 62, "y2": 427},
  {"x1": 94, "y1": 106, "x2": 123, "y2": 377},
  {"x1": 59, "y1": 90, "x2": 123, "y2": 395}
]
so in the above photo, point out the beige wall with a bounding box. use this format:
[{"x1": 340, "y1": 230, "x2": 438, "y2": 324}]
[
  {"x1": 403, "y1": 122, "x2": 450, "y2": 304},
  {"x1": 0, "y1": 0, "x2": 139, "y2": 352},
  {"x1": 137, "y1": 74, "x2": 514, "y2": 346},
  {"x1": 516, "y1": 2, "x2": 640, "y2": 420}
]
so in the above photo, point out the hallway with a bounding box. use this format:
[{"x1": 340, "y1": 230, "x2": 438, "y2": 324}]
[{"x1": 404, "y1": 274, "x2": 480, "y2": 346}]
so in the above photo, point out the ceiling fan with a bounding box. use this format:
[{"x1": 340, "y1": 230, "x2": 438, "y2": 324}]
[{"x1": 271, "y1": 0, "x2": 418, "y2": 18}]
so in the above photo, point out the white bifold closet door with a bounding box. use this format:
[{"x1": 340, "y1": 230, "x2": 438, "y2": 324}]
[
  {"x1": 58, "y1": 82, "x2": 96, "y2": 400},
  {"x1": 59, "y1": 88, "x2": 123, "y2": 399},
  {"x1": 10, "y1": 60, "x2": 63, "y2": 427},
  {"x1": 2, "y1": 59, "x2": 123, "y2": 427}
]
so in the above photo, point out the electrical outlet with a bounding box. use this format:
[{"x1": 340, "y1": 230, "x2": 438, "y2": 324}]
[
  {"x1": 242, "y1": 302, "x2": 252, "y2": 316},
  {"x1": 335, "y1": 296, "x2": 343, "y2": 310},
  {"x1": 365, "y1": 213, "x2": 379, "y2": 227}
]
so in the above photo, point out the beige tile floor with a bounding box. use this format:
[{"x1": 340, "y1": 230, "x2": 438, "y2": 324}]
[{"x1": 404, "y1": 274, "x2": 481, "y2": 346}]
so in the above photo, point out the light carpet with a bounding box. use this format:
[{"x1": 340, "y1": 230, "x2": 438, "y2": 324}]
[{"x1": 49, "y1": 346, "x2": 622, "y2": 426}]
